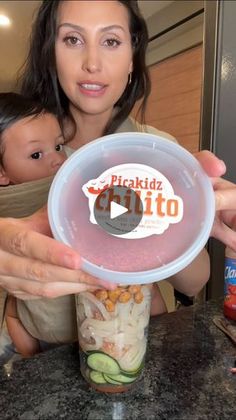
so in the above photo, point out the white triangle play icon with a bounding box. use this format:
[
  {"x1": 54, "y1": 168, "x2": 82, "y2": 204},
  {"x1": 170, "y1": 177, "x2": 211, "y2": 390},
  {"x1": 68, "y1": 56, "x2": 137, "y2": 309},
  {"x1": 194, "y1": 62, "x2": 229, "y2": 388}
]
[{"x1": 110, "y1": 201, "x2": 128, "y2": 219}]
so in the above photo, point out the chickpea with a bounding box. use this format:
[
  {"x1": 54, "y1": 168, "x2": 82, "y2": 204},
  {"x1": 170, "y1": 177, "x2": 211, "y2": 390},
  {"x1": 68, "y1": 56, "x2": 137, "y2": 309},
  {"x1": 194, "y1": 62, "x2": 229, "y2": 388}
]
[
  {"x1": 128, "y1": 285, "x2": 141, "y2": 295},
  {"x1": 119, "y1": 291, "x2": 132, "y2": 303},
  {"x1": 134, "y1": 291, "x2": 144, "y2": 304},
  {"x1": 104, "y1": 299, "x2": 115, "y2": 312},
  {"x1": 108, "y1": 288, "x2": 121, "y2": 303},
  {"x1": 95, "y1": 290, "x2": 108, "y2": 302},
  {"x1": 118, "y1": 287, "x2": 126, "y2": 294}
]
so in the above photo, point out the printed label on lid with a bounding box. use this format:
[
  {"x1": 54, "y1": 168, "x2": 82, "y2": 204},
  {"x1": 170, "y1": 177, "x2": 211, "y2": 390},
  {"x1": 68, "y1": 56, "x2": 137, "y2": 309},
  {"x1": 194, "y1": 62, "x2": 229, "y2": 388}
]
[{"x1": 82, "y1": 163, "x2": 183, "y2": 239}]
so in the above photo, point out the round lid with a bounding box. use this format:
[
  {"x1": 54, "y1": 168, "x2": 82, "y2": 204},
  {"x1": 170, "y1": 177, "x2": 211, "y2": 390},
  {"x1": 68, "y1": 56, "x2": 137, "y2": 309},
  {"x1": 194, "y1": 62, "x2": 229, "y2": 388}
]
[{"x1": 48, "y1": 133, "x2": 215, "y2": 284}]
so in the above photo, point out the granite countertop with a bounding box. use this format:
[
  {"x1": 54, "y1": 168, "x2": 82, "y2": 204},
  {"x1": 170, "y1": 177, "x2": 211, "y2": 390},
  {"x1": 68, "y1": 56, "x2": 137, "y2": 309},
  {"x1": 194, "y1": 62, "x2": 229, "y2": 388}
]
[{"x1": 0, "y1": 299, "x2": 235, "y2": 420}]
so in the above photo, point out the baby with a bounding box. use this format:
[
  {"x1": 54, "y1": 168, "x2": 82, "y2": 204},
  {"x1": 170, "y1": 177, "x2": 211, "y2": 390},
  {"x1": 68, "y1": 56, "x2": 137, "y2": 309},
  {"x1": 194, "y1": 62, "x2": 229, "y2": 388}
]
[
  {"x1": 0, "y1": 92, "x2": 66, "y2": 186},
  {"x1": 0, "y1": 92, "x2": 167, "y2": 360},
  {"x1": 0, "y1": 92, "x2": 67, "y2": 356}
]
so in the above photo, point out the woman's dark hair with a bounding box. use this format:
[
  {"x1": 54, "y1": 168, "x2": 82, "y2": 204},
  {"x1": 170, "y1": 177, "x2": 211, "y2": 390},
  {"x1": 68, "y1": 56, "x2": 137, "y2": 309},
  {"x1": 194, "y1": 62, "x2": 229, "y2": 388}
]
[
  {"x1": 20, "y1": 0, "x2": 151, "y2": 137},
  {"x1": 0, "y1": 92, "x2": 45, "y2": 165}
]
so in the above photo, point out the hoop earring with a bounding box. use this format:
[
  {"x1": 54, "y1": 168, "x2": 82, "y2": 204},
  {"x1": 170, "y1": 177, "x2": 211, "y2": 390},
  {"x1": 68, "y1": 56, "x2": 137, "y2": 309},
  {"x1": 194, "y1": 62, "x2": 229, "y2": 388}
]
[{"x1": 128, "y1": 72, "x2": 132, "y2": 85}]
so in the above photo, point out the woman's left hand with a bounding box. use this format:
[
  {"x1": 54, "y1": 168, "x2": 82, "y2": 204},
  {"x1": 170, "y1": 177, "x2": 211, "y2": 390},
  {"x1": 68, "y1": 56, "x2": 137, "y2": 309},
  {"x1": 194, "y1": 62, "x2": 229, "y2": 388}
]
[{"x1": 195, "y1": 150, "x2": 236, "y2": 249}]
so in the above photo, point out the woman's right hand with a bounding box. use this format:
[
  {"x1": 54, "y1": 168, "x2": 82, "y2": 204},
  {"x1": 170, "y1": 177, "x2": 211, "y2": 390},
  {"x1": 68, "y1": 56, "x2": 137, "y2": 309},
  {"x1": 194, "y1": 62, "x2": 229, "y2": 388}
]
[
  {"x1": 0, "y1": 206, "x2": 114, "y2": 300},
  {"x1": 195, "y1": 150, "x2": 236, "y2": 249}
]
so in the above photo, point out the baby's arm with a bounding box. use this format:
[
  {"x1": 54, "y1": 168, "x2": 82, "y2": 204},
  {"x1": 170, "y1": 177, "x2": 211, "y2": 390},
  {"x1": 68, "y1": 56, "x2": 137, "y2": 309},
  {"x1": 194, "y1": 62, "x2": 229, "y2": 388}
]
[
  {"x1": 150, "y1": 283, "x2": 168, "y2": 316},
  {"x1": 150, "y1": 248, "x2": 209, "y2": 316},
  {"x1": 168, "y1": 248, "x2": 210, "y2": 298},
  {"x1": 5, "y1": 295, "x2": 40, "y2": 357}
]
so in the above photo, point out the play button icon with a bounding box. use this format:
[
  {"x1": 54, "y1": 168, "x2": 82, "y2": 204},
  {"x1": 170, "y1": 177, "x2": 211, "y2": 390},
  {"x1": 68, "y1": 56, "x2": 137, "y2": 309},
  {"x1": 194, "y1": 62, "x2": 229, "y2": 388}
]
[
  {"x1": 110, "y1": 201, "x2": 128, "y2": 219},
  {"x1": 94, "y1": 185, "x2": 143, "y2": 236}
]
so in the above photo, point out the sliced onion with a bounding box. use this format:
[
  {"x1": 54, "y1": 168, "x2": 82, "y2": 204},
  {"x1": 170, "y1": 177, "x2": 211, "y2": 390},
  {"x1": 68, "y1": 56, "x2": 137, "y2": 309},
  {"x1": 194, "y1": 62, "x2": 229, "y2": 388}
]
[
  {"x1": 116, "y1": 299, "x2": 134, "y2": 321},
  {"x1": 86, "y1": 317, "x2": 119, "y2": 332},
  {"x1": 109, "y1": 332, "x2": 140, "y2": 346},
  {"x1": 77, "y1": 288, "x2": 150, "y2": 367},
  {"x1": 78, "y1": 331, "x2": 103, "y2": 352},
  {"x1": 131, "y1": 288, "x2": 151, "y2": 320},
  {"x1": 76, "y1": 303, "x2": 86, "y2": 323},
  {"x1": 80, "y1": 318, "x2": 116, "y2": 341},
  {"x1": 118, "y1": 338, "x2": 147, "y2": 370},
  {"x1": 78, "y1": 292, "x2": 111, "y2": 320}
]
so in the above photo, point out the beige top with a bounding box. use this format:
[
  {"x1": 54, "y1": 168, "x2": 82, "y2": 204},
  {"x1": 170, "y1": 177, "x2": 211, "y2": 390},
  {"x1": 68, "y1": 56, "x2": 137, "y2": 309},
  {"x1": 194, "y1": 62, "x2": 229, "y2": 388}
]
[
  {"x1": 0, "y1": 175, "x2": 54, "y2": 329},
  {"x1": 0, "y1": 117, "x2": 176, "y2": 342}
]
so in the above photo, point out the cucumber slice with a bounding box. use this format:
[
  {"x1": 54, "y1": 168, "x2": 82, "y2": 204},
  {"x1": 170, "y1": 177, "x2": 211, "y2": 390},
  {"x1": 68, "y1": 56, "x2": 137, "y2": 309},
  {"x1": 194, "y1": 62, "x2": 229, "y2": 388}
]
[
  {"x1": 105, "y1": 373, "x2": 137, "y2": 384},
  {"x1": 121, "y1": 361, "x2": 144, "y2": 377},
  {"x1": 87, "y1": 352, "x2": 120, "y2": 375},
  {"x1": 103, "y1": 374, "x2": 122, "y2": 385},
  {"x1": 90, "y1": 370, "x2": 107, "y2": 384}
]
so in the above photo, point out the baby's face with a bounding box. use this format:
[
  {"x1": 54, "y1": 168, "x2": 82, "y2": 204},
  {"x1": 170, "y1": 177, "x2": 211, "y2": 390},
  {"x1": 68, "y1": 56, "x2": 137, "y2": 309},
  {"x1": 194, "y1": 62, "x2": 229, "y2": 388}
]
[{"x1": 0, "y1": 113, "x2": 67, "y2": 184}]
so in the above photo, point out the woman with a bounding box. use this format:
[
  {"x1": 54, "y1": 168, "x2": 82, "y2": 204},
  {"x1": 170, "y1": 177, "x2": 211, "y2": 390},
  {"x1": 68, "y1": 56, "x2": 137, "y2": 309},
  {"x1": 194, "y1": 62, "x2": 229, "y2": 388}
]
[{"x1": 0, "y1": 0, "x2": 236, "y2": 355}]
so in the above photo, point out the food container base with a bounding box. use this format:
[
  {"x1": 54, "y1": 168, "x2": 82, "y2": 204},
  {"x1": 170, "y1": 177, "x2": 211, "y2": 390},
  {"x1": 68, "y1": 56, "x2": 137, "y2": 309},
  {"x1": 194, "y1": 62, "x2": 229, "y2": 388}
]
[{"x1": 81, "y1": 370, "x2": 134, "y2": 393}]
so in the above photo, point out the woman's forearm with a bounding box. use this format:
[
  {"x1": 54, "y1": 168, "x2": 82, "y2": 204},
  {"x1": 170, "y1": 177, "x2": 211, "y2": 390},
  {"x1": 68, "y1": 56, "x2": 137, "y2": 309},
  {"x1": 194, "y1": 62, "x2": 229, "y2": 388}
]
[{"x1": 168, "y1": 248, "x2": 210, "y2": 297}]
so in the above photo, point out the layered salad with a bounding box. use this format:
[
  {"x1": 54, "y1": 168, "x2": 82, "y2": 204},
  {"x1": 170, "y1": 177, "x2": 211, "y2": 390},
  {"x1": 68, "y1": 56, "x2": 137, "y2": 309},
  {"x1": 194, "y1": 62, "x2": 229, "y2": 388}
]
[{"x1": 76, "y1": 284, "x2": 151, "y2": 392}]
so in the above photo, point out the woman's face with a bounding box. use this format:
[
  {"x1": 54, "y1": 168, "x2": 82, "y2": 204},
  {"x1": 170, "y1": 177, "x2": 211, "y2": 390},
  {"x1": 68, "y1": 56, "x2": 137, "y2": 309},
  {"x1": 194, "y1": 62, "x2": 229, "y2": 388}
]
[{"x1": 55, "y1": 0, "x2": 133, "y2": 117}]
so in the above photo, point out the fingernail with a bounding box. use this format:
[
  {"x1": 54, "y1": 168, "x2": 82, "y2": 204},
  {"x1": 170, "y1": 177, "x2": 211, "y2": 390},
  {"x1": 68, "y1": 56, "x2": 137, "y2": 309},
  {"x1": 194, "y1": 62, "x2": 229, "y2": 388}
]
[
  {"x1": 104, "y1": 282, "x2": 117, "y2": 290},
  {"x1": 97, "y1": 279, "x2": 115, "y2": 290},
  {"x1": 64, "y1": 254, "x2": 81, "y2": 269},
  {"x1": 219, "y1": 160, "x2": 226, "y2": 172}
]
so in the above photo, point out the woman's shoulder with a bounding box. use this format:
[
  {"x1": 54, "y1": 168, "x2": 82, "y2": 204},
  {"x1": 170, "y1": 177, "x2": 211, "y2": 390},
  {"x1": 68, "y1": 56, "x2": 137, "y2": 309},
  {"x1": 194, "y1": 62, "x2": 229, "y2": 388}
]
[{"x1": 117, "y1": 117, "x2": 177, "y2": 143}]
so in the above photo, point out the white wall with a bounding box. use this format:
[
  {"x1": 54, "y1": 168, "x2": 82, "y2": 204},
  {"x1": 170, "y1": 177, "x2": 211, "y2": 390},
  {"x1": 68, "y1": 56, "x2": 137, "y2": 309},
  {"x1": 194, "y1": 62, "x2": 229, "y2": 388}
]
[{"x1": 146, "y1": 0, "x2": 204, "y2": 66}]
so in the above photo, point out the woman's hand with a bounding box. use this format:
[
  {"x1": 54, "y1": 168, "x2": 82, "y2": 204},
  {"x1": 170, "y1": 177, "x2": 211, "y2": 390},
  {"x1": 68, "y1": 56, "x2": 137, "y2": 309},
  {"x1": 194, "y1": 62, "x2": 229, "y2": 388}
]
[
  {"x1": 0, "y1": 207, "x2": 114, "y2": 300},
  {"x1": 195, "y1": 150, "x2": 236, "y2": 249}
]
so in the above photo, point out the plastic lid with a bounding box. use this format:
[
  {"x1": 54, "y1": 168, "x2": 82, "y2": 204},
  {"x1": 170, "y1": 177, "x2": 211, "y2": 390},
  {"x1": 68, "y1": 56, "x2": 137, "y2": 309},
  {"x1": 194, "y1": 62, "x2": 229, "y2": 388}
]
[{"x1": 48, "y1": 133, "x2": 215, "y2": 284}]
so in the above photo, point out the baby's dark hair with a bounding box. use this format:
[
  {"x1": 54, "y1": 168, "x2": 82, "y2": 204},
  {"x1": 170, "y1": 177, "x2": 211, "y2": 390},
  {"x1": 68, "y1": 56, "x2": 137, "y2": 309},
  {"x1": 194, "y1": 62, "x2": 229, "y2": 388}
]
[{"x1": 0, "y1": 92, "x2": 48, "y2": 165}]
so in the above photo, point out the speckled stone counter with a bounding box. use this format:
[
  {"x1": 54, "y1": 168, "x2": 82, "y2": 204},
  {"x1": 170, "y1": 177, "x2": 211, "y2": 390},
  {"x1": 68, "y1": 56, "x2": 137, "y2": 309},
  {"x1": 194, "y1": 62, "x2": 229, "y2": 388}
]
[{"x1": 0, "y1": 299, "x2": 235, "y2": 420}]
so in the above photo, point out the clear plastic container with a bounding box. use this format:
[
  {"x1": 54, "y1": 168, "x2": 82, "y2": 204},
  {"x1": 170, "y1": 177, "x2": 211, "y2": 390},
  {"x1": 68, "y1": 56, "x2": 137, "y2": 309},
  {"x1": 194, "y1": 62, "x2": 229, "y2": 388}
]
[
  {"x1": 75, "y1": 284, "x2": 152, "y2": 393},
  {"x1": 48, "y1": 132, "x2": 215, "y2": 393}
]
